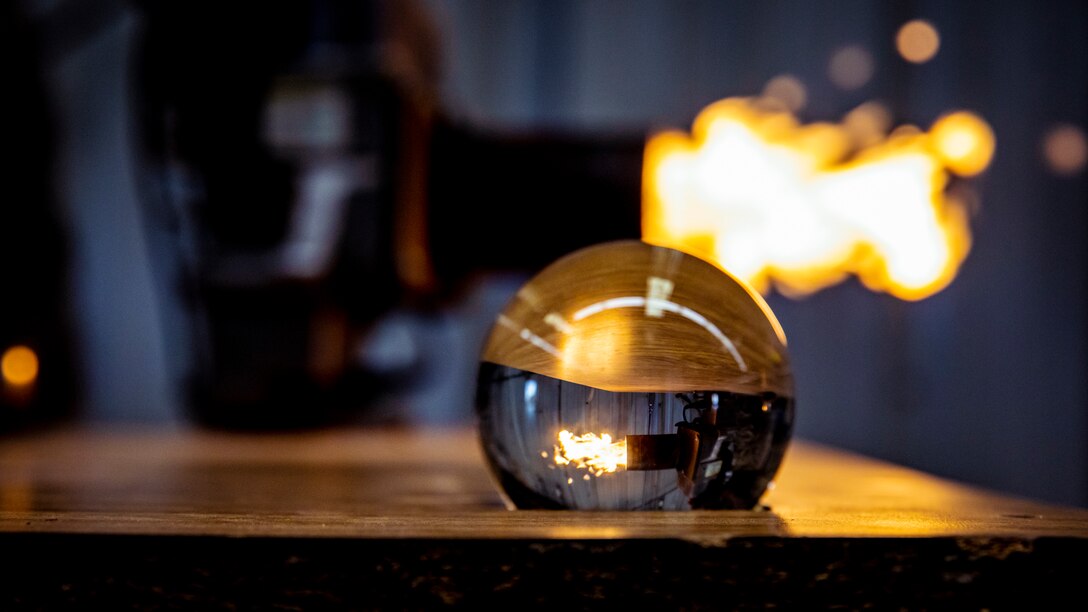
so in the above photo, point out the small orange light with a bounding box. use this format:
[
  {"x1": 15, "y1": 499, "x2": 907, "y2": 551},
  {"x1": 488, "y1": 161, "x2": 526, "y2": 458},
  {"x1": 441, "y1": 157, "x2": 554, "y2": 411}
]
[
  {"x1": 828, "y1": 46, "x2": 875, "y2": 91},
  {"x1": 1042, "y1": 124, "x2": 1087, "y2": 176},
  {"x1": 2, "y1": 345, "x2": 39, "y2": 386},
  {"x1": 930, "y1": 111, "x2": 996, "y2": 177},
  {"x1": 762, "y1": 75, "x2": 807, "y2": 113},
  {"x1": 897, "y1": 20, "x2": 940, "y2": 64}
]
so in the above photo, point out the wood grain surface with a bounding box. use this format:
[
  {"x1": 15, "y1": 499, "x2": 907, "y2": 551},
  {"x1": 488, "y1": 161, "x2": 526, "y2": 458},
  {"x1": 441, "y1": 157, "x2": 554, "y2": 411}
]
[
  {"x1": 1, "y1": 425, "x2": 1084, "y2": 539},
  {"x1": 2, "y1": 426, "x2": 1086, "y2": 609}
]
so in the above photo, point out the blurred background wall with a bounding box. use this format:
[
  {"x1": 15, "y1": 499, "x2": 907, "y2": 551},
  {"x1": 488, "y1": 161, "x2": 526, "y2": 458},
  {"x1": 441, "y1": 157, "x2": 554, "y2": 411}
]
[{"x1": 3, "y1": 0, "x2": 1086, "y2": 507}]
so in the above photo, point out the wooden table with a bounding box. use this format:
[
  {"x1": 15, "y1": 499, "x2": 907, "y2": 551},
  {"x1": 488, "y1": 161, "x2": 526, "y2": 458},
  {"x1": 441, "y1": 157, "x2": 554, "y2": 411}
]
[{"x1": 1, "y1": 426, "x2": 1085, "y2": 609}]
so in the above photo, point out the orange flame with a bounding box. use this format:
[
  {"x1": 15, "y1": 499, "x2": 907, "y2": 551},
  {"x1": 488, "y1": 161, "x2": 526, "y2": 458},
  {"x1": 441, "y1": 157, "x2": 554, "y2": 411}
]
[
  {"x1": 554, "y1": 430, "x2": 627, "y2": 476},
  {"x1": 642, "y1": 98, "x2": 994, "y2": 300}
]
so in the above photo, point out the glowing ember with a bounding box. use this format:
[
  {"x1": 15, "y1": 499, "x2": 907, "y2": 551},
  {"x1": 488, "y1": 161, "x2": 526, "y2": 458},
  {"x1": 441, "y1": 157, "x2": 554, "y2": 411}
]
[
  {"x1": 643, "y1": 97, "x2": 994, "y2": 301},
  {"x1": 554, "y1": 430, "x2": 627, "y2": 476}
]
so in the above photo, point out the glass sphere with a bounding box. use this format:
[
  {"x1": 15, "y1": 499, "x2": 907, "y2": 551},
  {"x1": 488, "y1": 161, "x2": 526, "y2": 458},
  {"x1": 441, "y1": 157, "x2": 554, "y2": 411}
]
[{"x1": 476, "y1": 240, "x2": 794, "y2": 510}]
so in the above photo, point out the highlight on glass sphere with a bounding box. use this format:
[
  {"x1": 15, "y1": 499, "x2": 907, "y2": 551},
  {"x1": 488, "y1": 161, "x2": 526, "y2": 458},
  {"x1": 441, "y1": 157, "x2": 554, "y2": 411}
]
[{"x1": 475, "y1": 240, "x2": 794, "y2": 510}]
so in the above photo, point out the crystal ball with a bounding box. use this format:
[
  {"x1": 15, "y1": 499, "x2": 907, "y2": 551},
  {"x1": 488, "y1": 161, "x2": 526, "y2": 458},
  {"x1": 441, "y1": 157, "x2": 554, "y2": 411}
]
[{"x1": 476, "y1": 241, "x2": 794, "y2": 510}]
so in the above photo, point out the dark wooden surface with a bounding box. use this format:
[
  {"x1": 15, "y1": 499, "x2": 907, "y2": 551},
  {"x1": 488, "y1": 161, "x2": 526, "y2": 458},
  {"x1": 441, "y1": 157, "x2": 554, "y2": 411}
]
[{"x1": 1, "y1": 426, "x2": 1086, "y2": 609}]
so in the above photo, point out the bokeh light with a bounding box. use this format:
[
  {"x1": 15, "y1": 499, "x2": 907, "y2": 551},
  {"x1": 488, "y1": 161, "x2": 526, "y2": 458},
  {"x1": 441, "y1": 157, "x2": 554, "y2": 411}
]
[
  {"x1": 1042, "y1": 124, "x2": 1087, "y2": 176},
  {"x1": 843, "y1": 102, "x2": 893, "y2": 148},
  {"x1": 929, "y1": 111, "x2": 996, "y2": 177},
  {"x1": 828, "y1": 46, "x2": 875, "y2": 91},
  {"x1": 762, "y1": 75, "x2": 807, "y2": 113},
  {"x1": 896, "y1": 20, "x2": 940, "y2": 64},
  {"x1": 2, "y1": 345, "x2": 39, "y2": 387}
]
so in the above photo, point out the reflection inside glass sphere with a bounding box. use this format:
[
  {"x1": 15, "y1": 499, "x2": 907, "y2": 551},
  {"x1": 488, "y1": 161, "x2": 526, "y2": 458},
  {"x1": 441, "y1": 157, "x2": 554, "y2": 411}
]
[{"x1": 476, "y1": 241, "x2": 794, "y2": 510}]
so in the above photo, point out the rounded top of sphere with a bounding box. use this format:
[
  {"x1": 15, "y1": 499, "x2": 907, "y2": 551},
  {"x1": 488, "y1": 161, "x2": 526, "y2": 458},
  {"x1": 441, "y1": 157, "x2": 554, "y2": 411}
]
[{"x1": 482, "y1": 240, "x2": 792, "y2": 397}]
